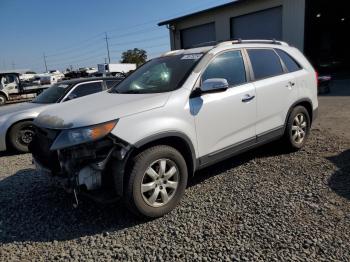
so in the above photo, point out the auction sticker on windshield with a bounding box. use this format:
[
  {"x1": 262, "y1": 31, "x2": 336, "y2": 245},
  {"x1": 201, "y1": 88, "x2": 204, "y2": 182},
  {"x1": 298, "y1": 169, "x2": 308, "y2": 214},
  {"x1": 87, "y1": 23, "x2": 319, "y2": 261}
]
[{"x1": 181, "y1": 54, "x2": 203, "y2": 60}]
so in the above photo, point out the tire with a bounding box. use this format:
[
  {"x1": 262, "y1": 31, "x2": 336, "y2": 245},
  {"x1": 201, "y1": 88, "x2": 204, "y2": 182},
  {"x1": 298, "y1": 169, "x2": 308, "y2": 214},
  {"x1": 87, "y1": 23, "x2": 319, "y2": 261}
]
[
  {"x1": 0, "y1": 94, "x2": 7, "y2": 106},
  {"x1": 8, "y1": 121, "x2": 35, "y2": 153},
  {"x1": 123, "y1": 145, "x2": 188, "y2": 218},
  {"x1": 284, "y1": 106, "x2": 311, "y2": 150}
]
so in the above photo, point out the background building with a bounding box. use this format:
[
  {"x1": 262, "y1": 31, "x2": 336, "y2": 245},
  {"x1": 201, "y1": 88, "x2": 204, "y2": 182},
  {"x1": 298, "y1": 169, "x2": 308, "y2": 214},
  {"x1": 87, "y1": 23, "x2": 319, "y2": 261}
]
[{"x1": 159, "y1": 0, "x2": 349, "y2": 73}]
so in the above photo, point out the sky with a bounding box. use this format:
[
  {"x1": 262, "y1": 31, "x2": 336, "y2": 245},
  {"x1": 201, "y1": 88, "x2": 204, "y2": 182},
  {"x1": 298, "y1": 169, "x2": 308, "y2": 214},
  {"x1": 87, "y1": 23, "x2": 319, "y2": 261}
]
[{"x1": 0, "y1": 0, "x2": 231, "y2": 73}]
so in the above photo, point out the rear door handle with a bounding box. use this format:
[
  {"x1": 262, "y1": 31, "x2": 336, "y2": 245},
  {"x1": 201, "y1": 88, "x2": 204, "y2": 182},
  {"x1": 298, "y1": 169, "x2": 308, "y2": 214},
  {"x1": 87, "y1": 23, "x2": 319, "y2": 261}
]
[{"x1": 241, "y1": 94, "x2": 255, "y2": 103}]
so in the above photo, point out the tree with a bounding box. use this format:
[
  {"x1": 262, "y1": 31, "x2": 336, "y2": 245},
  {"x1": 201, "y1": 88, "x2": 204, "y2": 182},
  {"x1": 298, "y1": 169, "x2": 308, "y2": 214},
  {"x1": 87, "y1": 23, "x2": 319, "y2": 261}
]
[{"x1": 120, "y1": 48, "x2": 147, "y2": 67}]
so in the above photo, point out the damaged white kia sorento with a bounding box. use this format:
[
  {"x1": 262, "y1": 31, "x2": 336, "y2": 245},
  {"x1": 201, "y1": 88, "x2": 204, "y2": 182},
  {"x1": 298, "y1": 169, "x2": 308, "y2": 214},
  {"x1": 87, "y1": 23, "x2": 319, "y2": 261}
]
[{"x1": 30, "y1": 40, "x2": 318, "y2": 218}]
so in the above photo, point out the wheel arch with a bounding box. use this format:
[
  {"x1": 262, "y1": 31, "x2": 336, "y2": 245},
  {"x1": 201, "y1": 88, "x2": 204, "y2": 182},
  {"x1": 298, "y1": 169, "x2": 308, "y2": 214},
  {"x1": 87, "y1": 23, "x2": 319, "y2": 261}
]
[
  {"x1": 284, "y1": 98, "x2": 314, "y2": 130},
  {"x1": 0, "y1": 91, "x2": 9, "y2": 100},
  {"x1": 132, "y1": 132, "x2": 197, "y2": 177}
]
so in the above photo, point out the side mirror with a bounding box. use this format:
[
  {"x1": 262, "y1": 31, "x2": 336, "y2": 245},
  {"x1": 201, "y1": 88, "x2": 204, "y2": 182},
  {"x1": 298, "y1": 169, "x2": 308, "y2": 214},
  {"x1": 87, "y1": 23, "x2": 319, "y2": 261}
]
[{"x1": 200, "y1": 78, "x2": 229, "y2": 93}]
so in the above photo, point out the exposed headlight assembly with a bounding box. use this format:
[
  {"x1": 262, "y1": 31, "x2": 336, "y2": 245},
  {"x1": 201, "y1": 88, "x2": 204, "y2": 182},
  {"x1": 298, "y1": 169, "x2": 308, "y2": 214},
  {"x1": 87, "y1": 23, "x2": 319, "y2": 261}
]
[{"x1": 50, "y1": 120, "x2": 118, "y2": 150}]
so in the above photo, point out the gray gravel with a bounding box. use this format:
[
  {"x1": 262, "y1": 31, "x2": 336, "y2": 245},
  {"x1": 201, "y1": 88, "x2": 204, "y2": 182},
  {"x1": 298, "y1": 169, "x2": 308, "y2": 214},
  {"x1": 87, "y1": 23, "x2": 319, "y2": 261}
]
[{"x1": 1, "y1": 128, "x2": 350, "y2": 261}]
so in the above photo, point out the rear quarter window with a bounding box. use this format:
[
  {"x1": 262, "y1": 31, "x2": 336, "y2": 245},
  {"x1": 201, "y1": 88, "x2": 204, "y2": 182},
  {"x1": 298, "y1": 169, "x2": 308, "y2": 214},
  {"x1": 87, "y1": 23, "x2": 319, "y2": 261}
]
[
  {"x1": 275, "y1": 49, "x2": 302, "y2": 72},
  {"x1": 247, "y1": 49, "x2": 284, "y2": 80}
]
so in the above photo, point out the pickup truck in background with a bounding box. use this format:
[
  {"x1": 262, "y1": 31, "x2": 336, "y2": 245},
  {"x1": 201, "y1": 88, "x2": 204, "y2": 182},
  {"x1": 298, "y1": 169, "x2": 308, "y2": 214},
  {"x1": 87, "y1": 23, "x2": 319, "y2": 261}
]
[{"x1": 0, "y1": 73, "x2": 49, "y2": 105}]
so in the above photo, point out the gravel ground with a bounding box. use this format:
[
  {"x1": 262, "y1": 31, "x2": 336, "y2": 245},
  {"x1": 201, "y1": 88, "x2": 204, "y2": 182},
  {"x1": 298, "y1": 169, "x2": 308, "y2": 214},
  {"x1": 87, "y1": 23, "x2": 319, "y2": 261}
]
[{"x1": 0, "y1": 128, "x2": 350, "y2": 261}]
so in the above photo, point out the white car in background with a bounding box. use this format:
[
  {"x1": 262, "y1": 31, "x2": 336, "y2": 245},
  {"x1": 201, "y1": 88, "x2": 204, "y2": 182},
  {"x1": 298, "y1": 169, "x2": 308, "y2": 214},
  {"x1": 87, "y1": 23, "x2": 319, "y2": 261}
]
[{"x1": 0, "y1": 77, "x2": 121, "y2": 152}]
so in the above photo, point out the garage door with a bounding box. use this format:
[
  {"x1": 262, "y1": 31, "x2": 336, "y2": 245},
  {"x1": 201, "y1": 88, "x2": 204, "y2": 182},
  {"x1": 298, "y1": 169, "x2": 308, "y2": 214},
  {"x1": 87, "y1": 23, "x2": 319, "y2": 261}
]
[
  {"x1": 181, "y1": 23, "x2": 216, "y2": 49},
  {"x1": 231, "y1": 7, "x2": 282, "y2": 40}
]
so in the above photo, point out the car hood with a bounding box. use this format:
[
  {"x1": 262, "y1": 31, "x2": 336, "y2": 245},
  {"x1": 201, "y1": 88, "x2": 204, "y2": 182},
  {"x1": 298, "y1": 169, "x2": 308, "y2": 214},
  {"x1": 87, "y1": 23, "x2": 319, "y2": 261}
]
[
  {"x1": 0, "y1": 102, "x2": 46, "y2": 118},
  {"x1": 34, "y1": 91, "x2": 171, "y2": 129}
]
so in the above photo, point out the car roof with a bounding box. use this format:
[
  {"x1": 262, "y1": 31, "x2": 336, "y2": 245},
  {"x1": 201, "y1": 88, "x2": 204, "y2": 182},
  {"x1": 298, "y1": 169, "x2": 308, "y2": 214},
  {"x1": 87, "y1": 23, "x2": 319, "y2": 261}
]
[{"x1": 58, "y1": 77, "x2": 122, "y2": 85}]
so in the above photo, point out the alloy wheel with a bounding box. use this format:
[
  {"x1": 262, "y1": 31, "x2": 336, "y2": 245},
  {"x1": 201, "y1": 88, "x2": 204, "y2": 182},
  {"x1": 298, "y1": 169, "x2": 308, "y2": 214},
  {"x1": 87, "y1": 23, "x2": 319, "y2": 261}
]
[
  {"x1": 292, "y1": 113, "x2": 307, "y2": 144},
  {"x1": 141, "y1": 158, "x2": 179, "y2": 208}
]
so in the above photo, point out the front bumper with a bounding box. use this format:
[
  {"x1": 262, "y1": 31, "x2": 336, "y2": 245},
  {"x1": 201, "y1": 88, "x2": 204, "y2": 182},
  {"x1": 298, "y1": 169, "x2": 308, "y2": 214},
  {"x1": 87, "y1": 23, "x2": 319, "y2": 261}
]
[{"x1": 30, "y1": 126, "x2": 132, "y2": 196}]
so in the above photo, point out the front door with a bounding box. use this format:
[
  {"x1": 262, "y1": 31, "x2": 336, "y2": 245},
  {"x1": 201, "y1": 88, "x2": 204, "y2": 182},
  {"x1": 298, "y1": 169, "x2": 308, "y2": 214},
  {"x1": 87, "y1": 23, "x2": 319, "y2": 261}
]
[{"x1": 191, "y1": 50, "x2": 256, "y2": 160}]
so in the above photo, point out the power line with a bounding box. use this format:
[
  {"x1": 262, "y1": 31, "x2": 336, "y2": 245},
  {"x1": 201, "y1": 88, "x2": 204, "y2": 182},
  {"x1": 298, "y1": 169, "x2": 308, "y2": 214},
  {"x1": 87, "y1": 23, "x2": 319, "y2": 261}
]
[
  {"x1": 44, "y1": 0, "x2": 228, "y2": 57},
  {"x1": 108, "y1": 27, "x2": 164, "y2": 40},
  {"x1": 46, "y1": 46, "x2": 106, "y2": 63},
  {"x1": 109, "y1": 35, "x2": 166, "y2": 47},
  {"x1": 46, "y1": 38, "x2": 104, "y2": 57},
  {"x1": 30, "y1": 0, "x2": 232, "y2": 70},
  {"x1": 45, "y1": 33, "x2": 105, "y2": 57}
]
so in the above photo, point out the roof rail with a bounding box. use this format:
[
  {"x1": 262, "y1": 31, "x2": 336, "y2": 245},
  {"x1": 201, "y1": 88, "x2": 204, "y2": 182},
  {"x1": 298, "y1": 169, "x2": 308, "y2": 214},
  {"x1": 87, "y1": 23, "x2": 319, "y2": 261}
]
[
  {"x1": 231, "y1": 39, "x2": 289, "y2": 46},
  {"x1": 192, "y1": 41, "x2": 221, "y2": 48}
]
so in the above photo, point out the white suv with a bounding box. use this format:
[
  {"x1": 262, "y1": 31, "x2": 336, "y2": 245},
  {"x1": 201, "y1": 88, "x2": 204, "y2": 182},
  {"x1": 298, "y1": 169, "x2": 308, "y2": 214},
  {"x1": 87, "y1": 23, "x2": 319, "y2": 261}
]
[{"x1": 30, "y1": 40, "x2": 318, "y2": 218}]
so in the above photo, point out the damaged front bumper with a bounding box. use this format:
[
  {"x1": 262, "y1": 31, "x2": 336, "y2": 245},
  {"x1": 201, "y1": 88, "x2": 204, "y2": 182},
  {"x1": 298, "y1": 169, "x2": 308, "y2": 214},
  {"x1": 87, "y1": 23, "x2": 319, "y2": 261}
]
[{"x1": 30, "y1": 126, "x2": 133, "y2": 203}]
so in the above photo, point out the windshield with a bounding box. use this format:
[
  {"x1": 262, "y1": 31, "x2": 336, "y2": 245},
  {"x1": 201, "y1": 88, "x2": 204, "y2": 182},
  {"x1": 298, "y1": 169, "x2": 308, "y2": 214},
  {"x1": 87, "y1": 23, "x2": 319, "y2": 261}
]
[
  {"x1": 111, "y1": 54, "x2": 203, "y2": 94},
  {"x1": 32, "y1": 83, "x2": 70, "y2": 104}
]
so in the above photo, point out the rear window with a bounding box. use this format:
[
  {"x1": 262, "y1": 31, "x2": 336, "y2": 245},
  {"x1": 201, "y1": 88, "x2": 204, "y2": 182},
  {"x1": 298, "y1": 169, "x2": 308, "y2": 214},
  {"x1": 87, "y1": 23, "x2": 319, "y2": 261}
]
[
  {"x1": 247, "y1": 49, "x2": 284, "y2": 80},
  {"x1": 275, "y1": 49, "x2": 301, "y2": 72}
]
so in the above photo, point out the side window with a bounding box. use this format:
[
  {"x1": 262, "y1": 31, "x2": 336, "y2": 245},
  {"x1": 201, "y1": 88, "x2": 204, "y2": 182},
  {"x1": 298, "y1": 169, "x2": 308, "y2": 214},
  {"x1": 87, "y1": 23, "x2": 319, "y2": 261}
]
[
  {"x1": 202, "y1": 50, "x2": 246, "y2": 86},
  {"x1": 275, "y1": 49, "x2": 301, "y2": 72},
  {"x1": 105, "y1": 80, "x2": 120, "y2": 89},
  {"x1": 247, "y1": 49, "x2": 284, "y2": 80},
  {"x1": 6, "y1": 75, "x2": 16, "y2": 83},
  {"x1": 69, "y1": 81, "x2": 103, "y2": 99}
]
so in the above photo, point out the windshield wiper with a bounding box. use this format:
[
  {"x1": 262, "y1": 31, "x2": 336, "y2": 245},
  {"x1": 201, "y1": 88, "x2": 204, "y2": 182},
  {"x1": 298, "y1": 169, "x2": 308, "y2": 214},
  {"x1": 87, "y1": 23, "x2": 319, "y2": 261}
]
[{"x1": 120, "y1": 90, "x2": 143, "y2": 94}]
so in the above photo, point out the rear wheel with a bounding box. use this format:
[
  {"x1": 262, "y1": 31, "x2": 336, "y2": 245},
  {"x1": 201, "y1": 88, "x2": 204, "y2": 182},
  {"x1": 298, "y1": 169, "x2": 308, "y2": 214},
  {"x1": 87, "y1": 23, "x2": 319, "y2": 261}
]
[
  {"x1": 284, "y1": 106, "x2": 310, "y2": 150},
  {"x1": 0, "y1": 94, "x2": 7, "y2": 105},
  {"x1": 8, "y1": 121, "x2": 35, "y2": 153},
  {"x1": 123, "y1": 145, "x2": 188, "y2": 218}
]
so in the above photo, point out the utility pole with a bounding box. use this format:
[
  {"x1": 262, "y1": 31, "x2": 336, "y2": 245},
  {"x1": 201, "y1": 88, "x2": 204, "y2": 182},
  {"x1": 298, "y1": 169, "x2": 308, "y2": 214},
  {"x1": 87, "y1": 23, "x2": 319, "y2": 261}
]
[
  {"x1": 11, "y1": 61, "x2": 15, "y2": 70},
  {"x1": 104, "y1": 32, "x2": 111, "y2": 64},
  {"x1": 43, "y1": 53, "x2": 48, "y2": 72}
]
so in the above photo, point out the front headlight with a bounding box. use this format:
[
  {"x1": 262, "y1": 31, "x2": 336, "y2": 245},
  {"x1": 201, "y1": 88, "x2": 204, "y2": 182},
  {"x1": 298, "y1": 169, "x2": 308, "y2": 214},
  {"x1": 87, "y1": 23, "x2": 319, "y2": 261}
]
[{"x1": 50, "y1": 120, "x2": 118, "y2": 150}]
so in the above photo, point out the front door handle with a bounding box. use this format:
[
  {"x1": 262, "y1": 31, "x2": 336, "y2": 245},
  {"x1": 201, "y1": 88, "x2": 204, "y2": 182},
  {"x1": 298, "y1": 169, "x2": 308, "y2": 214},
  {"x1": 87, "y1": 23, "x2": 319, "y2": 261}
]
[
  {"x1": 242, "y1": 94, "x2": 255, "y2": 103},
  {"x1": 286, "y1": 81, "x2": 296, "y2": 88}
]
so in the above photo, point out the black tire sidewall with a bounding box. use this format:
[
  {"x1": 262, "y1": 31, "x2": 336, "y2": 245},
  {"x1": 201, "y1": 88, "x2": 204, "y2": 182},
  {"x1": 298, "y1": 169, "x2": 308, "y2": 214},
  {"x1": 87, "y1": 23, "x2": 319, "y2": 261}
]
[
  {"x1": 125, "y1": 145, "x2": 188, "y2": 218},
  {"x1": 9, "y1": 121, "x2": 34, "y2": 153},
  {"x1": 0, "y1": 94, "x2": 6, "y2": 105},
  {"x1": 286, "y1": 106, "x2": 310, "y2": 149}
]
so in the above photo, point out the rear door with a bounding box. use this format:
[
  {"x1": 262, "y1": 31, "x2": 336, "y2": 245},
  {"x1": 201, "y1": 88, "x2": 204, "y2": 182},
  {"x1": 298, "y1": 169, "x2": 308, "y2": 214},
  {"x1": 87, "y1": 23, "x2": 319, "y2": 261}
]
[
  {"x1": 192, "y1": 49, "x2": 256, "y2": 159},
  {"x1": 246, "y1": 48, "x2": 299, "y2": 136}
]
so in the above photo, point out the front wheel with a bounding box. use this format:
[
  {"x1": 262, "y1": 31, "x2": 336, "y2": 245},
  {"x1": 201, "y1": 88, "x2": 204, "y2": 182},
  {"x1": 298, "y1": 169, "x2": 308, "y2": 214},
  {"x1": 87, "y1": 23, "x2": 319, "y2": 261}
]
[
  {"x1": 123, "y1": 145, "x2": 188, "y2": 218},
  {"x1": 284, "y1": 106, "x2": 311, "y2": 150},
  {"x1": 8, "y1": 121, "x2": 35, "y2": 153}
]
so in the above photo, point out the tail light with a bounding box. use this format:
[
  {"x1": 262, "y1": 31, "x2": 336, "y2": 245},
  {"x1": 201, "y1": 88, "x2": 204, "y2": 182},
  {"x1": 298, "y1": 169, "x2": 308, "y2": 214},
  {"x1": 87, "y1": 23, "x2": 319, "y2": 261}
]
[{"x1": 315, "y1": 71, "x2": 319, "y2": 87}]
